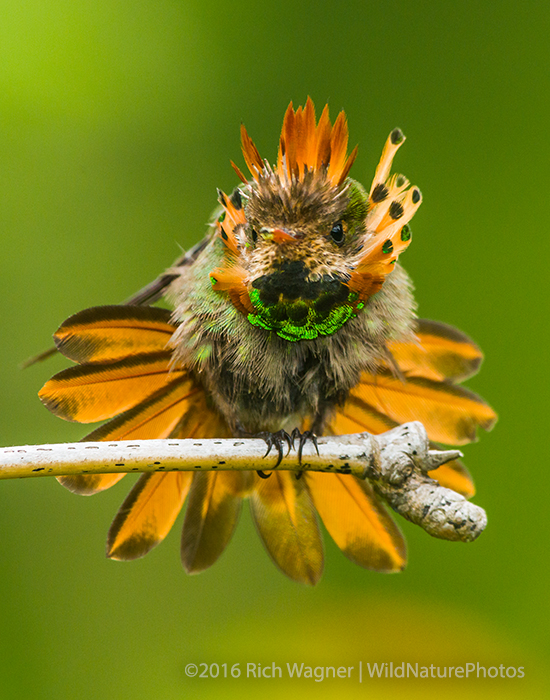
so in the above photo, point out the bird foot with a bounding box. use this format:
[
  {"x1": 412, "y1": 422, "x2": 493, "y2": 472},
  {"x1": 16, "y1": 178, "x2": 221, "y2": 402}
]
[
  {"x1": 256, "y1": 429, "x2": 293, "y2": 470},
  {"x1": 253, "y1": 428, "x2": 319, "y2": 479},
  {"x1": 290, "y1": 428, "x2": 320, "y2": 464}
]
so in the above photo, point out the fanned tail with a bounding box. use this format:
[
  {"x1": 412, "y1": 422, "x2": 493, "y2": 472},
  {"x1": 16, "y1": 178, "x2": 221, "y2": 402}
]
[
  {"x1": 250, "y1": 471, "x2": 324, "y2": 585},
  {"x1": 388, "y1": 318, "x2": 484, "y2": 382},
  {"x1": 181, "y1": 471, "x2": 252, "y2": 574},
  {"x1": 326, "y1": 318, "x2": 496, "y2": 505},
  {"x1": 59, "y1": 378, "x2": 200, "y2": 495},
  {"x1": 39, "y1": 306, "x2": 495, "y2": 580},
  {"x1": 52, "y1": 305, "x2": 176, "y2": 364},
  {"x1": 350, "y1": 370, "x2": 495, "y2": 446},
  {"x1": 107, "y1": 472, "x2": 193, "y2": 560},
  {"x1": 305, "y1": 472, "x2": 406, "y2": 572},
  {"x1": 39, "y1": 305, "x2": 245, "y2": 569},
  {"x1": 327, "y1": 392, "x2": 475, "y2": 498}
]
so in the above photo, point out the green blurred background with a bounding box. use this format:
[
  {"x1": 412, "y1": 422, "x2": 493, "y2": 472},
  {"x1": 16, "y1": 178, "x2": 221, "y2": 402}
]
[{"x1": 0, "y1": 1, "x2": 548, "y2": 698}]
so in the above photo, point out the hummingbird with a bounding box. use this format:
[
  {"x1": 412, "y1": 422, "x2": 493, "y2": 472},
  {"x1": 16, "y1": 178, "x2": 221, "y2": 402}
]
[{"x1": 38, "y1": 98, "x2": 496, "y2": 584}]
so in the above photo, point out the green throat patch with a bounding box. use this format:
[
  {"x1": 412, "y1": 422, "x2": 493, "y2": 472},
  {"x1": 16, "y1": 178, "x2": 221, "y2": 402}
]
[{"x1": 247, "y1": 288, "x2": 363, "y2": 341}]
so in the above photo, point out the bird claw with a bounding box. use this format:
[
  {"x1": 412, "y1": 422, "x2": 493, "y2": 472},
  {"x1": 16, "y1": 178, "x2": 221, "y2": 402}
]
[
  {"x1": 256, "y1": 430, "x2": 294, "y2": 473},
  {"x1": 256, "y1": 470, "x2": 273, "y2": 479},
  {"x1": 253, "y1": 429, "x2": 319, "y2": 479},
  {"x1": 290, "y1": 428, "x2": 320, "y2": 464}
]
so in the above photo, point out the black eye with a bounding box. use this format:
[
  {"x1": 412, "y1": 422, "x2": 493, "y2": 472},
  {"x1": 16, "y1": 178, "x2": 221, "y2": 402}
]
[{"x1": 330, "y1": 221, "x2": 345, "y2": 246}]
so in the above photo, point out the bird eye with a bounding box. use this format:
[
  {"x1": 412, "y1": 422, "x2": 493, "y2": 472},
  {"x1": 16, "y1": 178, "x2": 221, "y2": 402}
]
[{"x1": 330, "y1": 221, "x2": 345, "y2": 246}]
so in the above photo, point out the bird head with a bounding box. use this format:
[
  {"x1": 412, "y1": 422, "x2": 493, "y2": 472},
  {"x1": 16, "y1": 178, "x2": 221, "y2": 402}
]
[{"x1": 210, "y1": 98, "x2": 422, "y2": 342}]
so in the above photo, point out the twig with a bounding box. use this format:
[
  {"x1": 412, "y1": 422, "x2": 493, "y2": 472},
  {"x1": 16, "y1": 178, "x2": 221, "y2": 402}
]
[{"x1": 0, "y1": 421, "x2": 486, "y2": 543}]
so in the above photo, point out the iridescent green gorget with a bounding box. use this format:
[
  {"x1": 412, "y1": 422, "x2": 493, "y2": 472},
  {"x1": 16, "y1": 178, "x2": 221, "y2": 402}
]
[{"x1": 247, "y1": 287, "x2": 364, "y2": 341}]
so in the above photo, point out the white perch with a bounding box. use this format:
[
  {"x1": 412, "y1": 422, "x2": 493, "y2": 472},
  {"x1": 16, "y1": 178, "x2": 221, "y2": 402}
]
[{"x1": 0, "y1": 421, "x2": 486, "y2": 543}]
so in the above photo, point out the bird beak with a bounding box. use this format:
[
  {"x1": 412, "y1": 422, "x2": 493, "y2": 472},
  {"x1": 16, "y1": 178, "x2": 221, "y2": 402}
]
[{"x1": 260, "y1": 227, "x2": 297, "y2": 244}]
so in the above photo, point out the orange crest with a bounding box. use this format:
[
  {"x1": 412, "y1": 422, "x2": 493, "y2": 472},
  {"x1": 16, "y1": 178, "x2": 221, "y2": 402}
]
[
  {"x1": 219, "y1": 100, "x2": 424, "y2": 314},
  {"x1": 234, "y1": 97, "x2": 358, "y2": 186}
]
